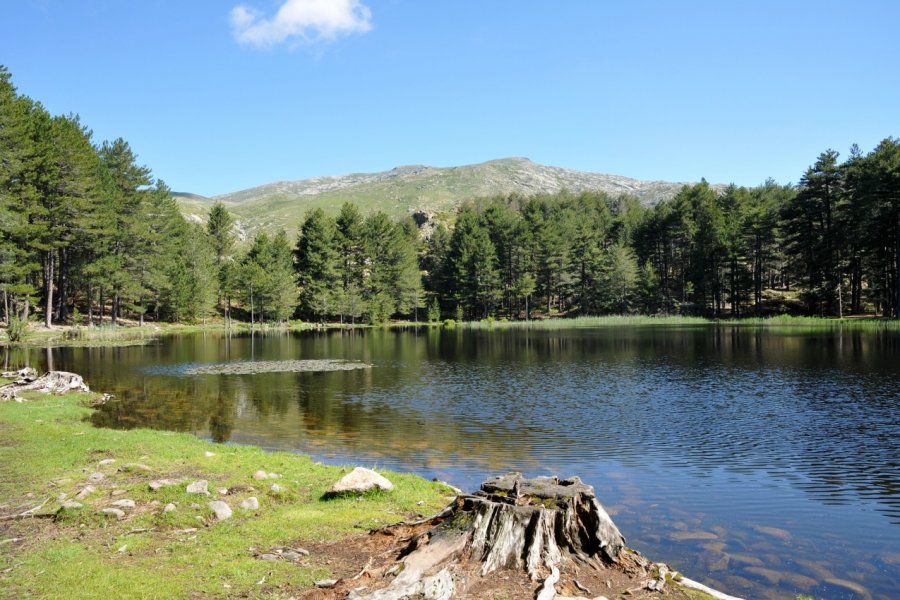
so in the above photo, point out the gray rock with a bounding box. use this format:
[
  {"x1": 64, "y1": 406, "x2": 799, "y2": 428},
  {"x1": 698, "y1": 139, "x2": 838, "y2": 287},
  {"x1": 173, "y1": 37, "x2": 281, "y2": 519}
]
[
  {"x1": 62, "y1": 501, "x2": 83, "y2": 509},
  {"x1": 88, "y1": 472, "x2": 105, "y2": 483},
  {"x1": 186, "y1": 480, "x2": 209, "y2": 495},
  {"x1": 281, "y1": 550, "x2": 303, "y2": 561},
  {"x1": 252, "y1": 470, "x2": 269, "y2": 481},
  {"x1": 216, "y1": 487, "x2": 229, "y2": 496},
  {"x1": 208, "y1": 500, "x2": 232, "y2": 520},
  {"x1": 189, "y1": 503, "x2": 200, "y2": 509},
  {"x1": 118, "y1": 463, "x2": 152, "y2": 473},
  {"x1": 97, "y1": 459, "x2": 116, "y2": 467},
  {"x1": 163, "y1": 503, "x2": 177, "y2": 513},
  {"x1": 57, "y1": 493, "x2": 68, "y2": 502},
  {"x1": 259, "y1": 553, "x2": 279, "y2": 561},
  {"x1": 239, "y1": 497, "x2": 259, "y2": 510},
  {"x1": 100, "y1": 508, "x2": 125, "y2": 520},
  {"x1": 327, "y1": 467, "x2": 394, "y2": 495},
  {"x1": 75, "y1": 485, "x2": 96, "y2": 500},
  {"x1": 316, "y1": 579, "x2": 338, "y2": 589},
  {"x1": 149, "y1": 478, "x2": 180, "y2": 491},
  {"x1": 111, "y1": 499, "x2": 136, "y2": 509},
  {"x1": 270, "y1": 483, "x2": 282, "y2": 493},
  {"x1": 111, "y1": 489, "x2": 127, "y2": 496}
]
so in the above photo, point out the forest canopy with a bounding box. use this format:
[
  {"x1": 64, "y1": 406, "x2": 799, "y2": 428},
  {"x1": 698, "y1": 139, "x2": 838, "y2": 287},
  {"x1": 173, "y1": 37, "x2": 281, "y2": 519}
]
[{"x1": 1, "y1": 65, "x2": 898, "y2": 327}]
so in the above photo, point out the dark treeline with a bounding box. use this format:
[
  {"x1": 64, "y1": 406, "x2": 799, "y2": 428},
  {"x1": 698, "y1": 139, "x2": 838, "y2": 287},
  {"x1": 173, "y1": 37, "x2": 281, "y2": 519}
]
[{"x1": 2, "y1": 65, "x2": 898, "y2": 327}]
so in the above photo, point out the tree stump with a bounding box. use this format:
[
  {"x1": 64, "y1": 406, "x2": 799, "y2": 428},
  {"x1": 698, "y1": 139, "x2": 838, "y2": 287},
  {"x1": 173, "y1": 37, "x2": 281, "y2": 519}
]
[
  {"x1": 343, "y1": 473, "x2": 630, "y2": 600},
  {"x1": 0, "y1": 371, "x2": 90, "y2": 401}
]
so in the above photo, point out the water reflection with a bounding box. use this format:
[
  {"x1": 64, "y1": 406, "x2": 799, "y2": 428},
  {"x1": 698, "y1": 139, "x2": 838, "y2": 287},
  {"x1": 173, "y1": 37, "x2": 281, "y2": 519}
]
[{"x1": 10, "y1": 326, "x2": 900, "y2": 600}]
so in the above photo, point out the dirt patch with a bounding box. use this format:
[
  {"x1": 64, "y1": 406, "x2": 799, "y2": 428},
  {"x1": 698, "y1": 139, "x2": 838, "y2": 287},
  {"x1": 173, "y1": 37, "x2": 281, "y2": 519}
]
[{"x1": 285, "y1": 527, "x2": 703, "y2": 600}]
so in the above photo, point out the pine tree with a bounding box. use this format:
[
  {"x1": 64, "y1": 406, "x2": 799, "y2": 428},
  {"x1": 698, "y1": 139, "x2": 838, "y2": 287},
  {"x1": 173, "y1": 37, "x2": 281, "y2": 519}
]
[{"x1": 294, "y1": 209, "x2": 338, "y2": 320}]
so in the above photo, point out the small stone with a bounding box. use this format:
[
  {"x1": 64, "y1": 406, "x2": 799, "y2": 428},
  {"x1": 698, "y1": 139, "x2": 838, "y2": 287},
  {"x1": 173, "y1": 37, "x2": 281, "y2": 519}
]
[
  {"x1": 186, "y1": 480, "x2": 209, "y2": 495},
  {"x1": 259, "y1": 553, "x2": 279, "y2": 561},
  {"x1": 88, "y1": 472, "x2": 105, "y2": 483},
  {"x1": 204, "y1": 451, "x2": 215, "y2": 457},
  {"x1": 98, "y1": 459, "x2": 116, "y2": 467},
  {"x1": 216, "y1": 488, "x2": 229, "y2": 495},
  {"x1": 149, "y1": 479, "x2": 180, "y2": 491},
  {"x1": 252, "y1": 470, "x2": 269, "y2": 481},
  {"x1": 118, "y1": 463, "x2": 152, "y2": 473},
  {"x1": 327, "y1": 467, "x2": 394, "y2": 495},
  {"x1": 57, "y1": 493, "x2": 68, "y2": 502},
  {"x1": 281, "y1": 551, "x2": 302, "y2": 561},
  {"x1": 315, "y1": 579, "x2": 338, "y2": 589},
  {"x1": 117, "y1": 544, "x2": 127, "y2": 553},
  {"x1": 62, "y1": 501, "x2": 83, "y2": 509},
  {"x1": 149, "y1": 500, "x2": 162, "y2": 507},
  {"x1": 267, "y1": 472, "x2": 281, "y2": 479},
  {"x1": 270, "y1": 483, "x2": 282, "y2": 493},
  {"x1": 163, "y1": 503, "x2": 177, "y2": 513},
  {"x1": 209, "y1": 500, "x2": 232, "y2": 520},
  {"x1": 75, "y1": 485, "x2": 96, "y2": 500},
  {"x1": 111, "y1": 499, "x2": 136, "y2": 509},
  {"x1": 416, "y1": 500, "x2": 424, "y2": 505},
  {"x1": 239, "y1": 497, "x2": 259, "y2": 510},
  {"x1": 189, "y1": 503, "x2": 200, "y2": 509},
  {"x1": 111, "y1": 490, "x2": 127, "y2": 496},
  {"x1": 100, "y1": 508, "x2": 125, "y2": 520}
]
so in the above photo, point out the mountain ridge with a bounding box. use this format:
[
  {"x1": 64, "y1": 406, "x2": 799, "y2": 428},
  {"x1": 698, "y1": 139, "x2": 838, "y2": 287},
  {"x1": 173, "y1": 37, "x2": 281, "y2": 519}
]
[{"x1": 175, "y1": 157, "x2": 719, "y2": 237}]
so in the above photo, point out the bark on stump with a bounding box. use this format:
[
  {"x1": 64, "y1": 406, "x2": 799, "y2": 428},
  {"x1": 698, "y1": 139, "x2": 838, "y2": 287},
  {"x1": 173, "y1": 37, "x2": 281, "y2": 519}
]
[{"x1": 344, "y1": 472, "x2": 629, "y2": 600}]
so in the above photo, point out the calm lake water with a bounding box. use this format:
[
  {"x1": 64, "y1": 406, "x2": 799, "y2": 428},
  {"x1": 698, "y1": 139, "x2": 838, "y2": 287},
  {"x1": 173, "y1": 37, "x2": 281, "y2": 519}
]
[{"x1": 10, "y1": 326, "x2": 900, "y2": 599}]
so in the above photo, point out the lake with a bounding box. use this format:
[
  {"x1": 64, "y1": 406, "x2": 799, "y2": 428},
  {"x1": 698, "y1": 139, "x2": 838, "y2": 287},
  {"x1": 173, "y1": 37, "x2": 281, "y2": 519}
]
[{"x1": 10, "y1": 326, "x2": 900, "y2": 599}]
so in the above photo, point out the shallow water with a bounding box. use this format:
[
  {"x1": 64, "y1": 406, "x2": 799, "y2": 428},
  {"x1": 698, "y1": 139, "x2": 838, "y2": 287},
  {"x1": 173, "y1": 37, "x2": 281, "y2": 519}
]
[{"x1": 10, "y1": 326, "x2": 900, "y2": 599}]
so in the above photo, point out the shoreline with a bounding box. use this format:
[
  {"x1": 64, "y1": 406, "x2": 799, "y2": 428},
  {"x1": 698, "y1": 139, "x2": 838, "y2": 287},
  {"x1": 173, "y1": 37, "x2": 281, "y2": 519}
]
[
  {"x1": 2, "y1": 314, "x2": 898, "y2": 349},
  {"x1": 0, "y1": 387, "x2": 726, "y2": 599}
]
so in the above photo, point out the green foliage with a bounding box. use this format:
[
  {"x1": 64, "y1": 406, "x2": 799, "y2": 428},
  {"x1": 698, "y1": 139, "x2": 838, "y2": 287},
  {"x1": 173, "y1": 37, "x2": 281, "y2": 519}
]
[
  {"x1": 6, "y1": 314, "x2": 28, "y2": 343},
  {"x1": 427, "y1": 297, "x2": 441, "y2": 322}
]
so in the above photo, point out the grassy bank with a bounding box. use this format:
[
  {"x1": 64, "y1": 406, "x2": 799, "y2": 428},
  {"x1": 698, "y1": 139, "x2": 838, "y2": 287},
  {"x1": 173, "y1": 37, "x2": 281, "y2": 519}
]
[
  {"x1": 459, "y1": 314, "x2": 900, "y2": 331},
  {"x1": 0, "y1": 392, "x2": 453, "y2": 599}
]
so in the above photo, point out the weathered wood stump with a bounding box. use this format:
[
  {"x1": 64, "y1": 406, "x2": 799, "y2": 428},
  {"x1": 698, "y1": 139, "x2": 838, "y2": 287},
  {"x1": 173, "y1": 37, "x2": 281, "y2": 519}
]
[
  {"x1": 344, "y1": 473, "x2": 629, "y2": 600},
  {"x1": 0, "y1": 370, "x2": 90, "y2": 401}
]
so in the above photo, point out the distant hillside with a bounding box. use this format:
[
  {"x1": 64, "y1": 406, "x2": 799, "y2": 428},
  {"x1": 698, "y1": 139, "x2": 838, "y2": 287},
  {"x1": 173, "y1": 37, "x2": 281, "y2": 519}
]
[{"x1": 175, "y1": 158, "x2": 714, "y2": 238}]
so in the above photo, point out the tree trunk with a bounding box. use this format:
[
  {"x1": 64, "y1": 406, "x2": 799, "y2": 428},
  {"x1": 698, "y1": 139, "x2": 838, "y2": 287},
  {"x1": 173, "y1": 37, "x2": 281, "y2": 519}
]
[
  {"x1": 43, "y1": 251, "x2": 54, "y2": 328},
  {"x1": 895, "y1": 226, "x2": 900, "y2": 318},
  {"x1": 343, "y1": 473, "x2": 629, "y2": 600},
  {"x1": 57, "y1": 247, "x2": 69, "y2": 323}
]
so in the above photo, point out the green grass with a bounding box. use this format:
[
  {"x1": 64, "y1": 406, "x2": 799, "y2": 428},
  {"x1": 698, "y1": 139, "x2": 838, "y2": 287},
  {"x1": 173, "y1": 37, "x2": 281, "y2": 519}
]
[
  {"x1": 0, "y1": 392, "x2": 454, "y2": 599},
  {"x1": 461, "y1": 314, "x2": 900, "y2": 331}
]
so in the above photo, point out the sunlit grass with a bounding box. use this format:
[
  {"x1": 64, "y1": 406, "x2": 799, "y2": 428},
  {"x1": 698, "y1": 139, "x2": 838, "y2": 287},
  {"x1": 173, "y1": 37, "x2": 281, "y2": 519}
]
[
  {"x1": 460, "y1": 314, "x2": 900, "y2": 331},
  {"x1": 0, "y1": 392, "x2": 453, "y2": 599}
]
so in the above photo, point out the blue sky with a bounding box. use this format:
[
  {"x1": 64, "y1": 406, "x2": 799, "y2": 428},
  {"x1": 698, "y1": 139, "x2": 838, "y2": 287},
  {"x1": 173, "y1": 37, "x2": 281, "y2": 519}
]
[{"x1": 2, "y1": 1, "x2": 898, "y2": 196}]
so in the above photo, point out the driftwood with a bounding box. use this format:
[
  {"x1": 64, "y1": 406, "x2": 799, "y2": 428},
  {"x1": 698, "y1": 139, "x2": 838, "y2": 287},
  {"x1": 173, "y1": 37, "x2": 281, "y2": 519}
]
[
  {"x1": 343, "y1": 473, "x2": 629, "y2": 600},
  {"x1": 0, "y1": 371, "x2": 90, "y2": 401}
]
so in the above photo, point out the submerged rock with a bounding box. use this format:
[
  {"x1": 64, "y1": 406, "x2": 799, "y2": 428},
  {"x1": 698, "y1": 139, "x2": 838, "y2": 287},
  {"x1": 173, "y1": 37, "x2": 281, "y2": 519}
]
[{"x1": 327, "y1": 467, "x2": 394, "y2": 496}]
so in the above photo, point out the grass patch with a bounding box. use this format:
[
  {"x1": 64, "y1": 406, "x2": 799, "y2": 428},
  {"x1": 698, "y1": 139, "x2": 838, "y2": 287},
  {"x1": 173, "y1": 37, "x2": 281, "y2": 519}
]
[
  {"x1": 459, "y1": 314, "x2": 900, "y2": 331},
  {"x1": 0, "y1": 392, "x2": 453, "y2": 599}
]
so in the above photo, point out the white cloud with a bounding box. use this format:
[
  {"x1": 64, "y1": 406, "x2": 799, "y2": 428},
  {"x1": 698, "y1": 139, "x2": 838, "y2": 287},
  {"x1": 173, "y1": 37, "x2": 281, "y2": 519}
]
[{"x1": 230, "y1": 0, "x2": 372, "y2": 47}]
